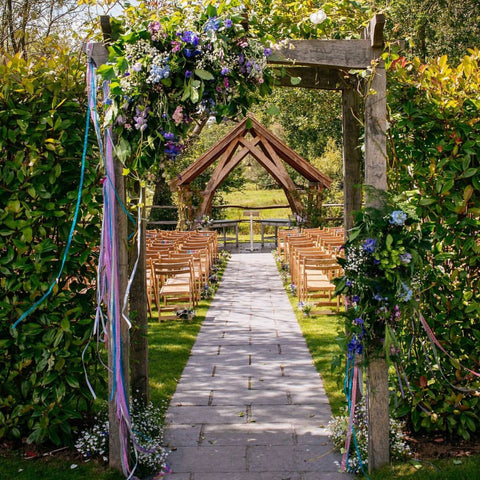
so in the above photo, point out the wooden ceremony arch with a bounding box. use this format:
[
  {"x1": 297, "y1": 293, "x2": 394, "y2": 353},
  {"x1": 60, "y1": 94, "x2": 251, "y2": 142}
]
[
  {"x1": 170, "y1": 115, "x2": 332, "y2": 222},
  {"x1": 90, "y1": 13, "x2": 389, "y2": 474}
]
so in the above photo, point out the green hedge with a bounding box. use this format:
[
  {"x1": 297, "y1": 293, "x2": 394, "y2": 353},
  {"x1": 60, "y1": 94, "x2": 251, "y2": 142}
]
[
  {"x1": 0, "y1": 50, "x2": 103, "y2": 445},
  {"x1": 387, "y1": 51, "x2": 480, "y2": 439}
]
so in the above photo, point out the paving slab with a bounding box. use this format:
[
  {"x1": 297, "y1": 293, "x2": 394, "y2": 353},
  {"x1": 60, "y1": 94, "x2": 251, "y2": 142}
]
[{"x1": 163, "y1": 253, "x2": 351, "y2": 479}]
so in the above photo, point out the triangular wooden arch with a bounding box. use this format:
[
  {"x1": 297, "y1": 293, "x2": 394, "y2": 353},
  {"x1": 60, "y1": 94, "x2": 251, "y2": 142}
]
[{"x1": 170, "y1": 115, "x2": 332, "y2": 218}]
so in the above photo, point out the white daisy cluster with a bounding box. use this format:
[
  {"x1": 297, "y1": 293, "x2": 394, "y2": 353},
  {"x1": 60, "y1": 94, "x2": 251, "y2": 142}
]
[
  {"x1": 328, "y1": 398, "x2": 412, "y2": 473},
  {"x1": 75, "y1": 399, "x2": 169, "y2": 475}
]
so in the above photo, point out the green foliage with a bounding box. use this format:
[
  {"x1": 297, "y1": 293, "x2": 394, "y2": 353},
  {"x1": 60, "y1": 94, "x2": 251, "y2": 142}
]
[
  {"x1": 334, "y1": 192, "x2": 428, "y2": 357},
  {"x1": 387, "y1": 51, "x2": 480, "y2": 438},
  {"x1": 0, "y1": 51, "x2": 103, "y2": 445}
]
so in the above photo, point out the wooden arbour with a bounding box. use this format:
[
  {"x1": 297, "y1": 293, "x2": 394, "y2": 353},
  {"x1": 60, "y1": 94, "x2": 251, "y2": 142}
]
[
  {"x1": 89, "y1": 12, "x2": 389, "y2": 475},
  {"x1": 170, "y1": 116, "x2": 332, "y2": 221}
]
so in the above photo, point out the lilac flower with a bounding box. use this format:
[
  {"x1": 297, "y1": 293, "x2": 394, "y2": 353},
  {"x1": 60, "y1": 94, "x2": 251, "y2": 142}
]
[
  {"x1": 224, "y1": 19, "x2": 233, "y2": 28},
  {"x1": 363, "y1": 238, "x2": 377, "y2": 253},
  {"x1": 204, "y1": 16, "x2": 221, "y2": 32},
  {"x1": 400, "y1": 252, "x2": 412, "y2": 264},
  {"x1": 133, "y1": 107, "x2": 148, "y2": 132},
  {"x1": 389, "y1": 210, "x2": 407, "y2": 226},
  {"x1": 264, "y1": 48, "x2": 272, "y2": 57}
]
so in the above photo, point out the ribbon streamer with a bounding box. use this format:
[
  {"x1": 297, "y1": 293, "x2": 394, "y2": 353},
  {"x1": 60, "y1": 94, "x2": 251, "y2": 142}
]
[{"x1": 419, "y1": 313, "x2": 480, "y2": 379}]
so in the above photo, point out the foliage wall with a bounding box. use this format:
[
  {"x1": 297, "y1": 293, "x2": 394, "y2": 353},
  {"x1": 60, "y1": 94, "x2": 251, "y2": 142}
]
[
  {"x1": 0, "y1": 50, "x2": 102, "y2": 445},
  {"x1": 387, "y1": 51, "x2": 480, "y2": 439}
]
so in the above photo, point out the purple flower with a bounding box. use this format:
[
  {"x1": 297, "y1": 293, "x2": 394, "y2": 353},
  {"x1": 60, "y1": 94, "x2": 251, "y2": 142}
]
[
  {"x1": 264, "y1": 48, "x2": 272, "y2": 57},
  {"x1": 221, "y1": 67, "x2": 230, "y2": 75},
  {"x1": 374, "y1": 293, "x2": 383, "y2": 301},
  {"x1": 352, "y1": 295, "x2": 360, "y2": 303},
  {"x1": 182, "y1": 31, "x2": 194, "y2": 42},
  {"x1": 353, "y1": 317, "x2": 364, "y2": 326},
  {"x1": 132, "y1": 62, "x2": 142, "y2": 72},
  {"x1": 164, "y1": 141, "x2": 183, "y2": 159},
  {"x1": 163, "y1": 132, "x2": 175, "y2": 140},
  {"x1": 224, "y1": 19, "x2": 233, "y2": 28},
  {"x1": 348, "y1": 334, "x2": 363, "y2": 356},
  {"x1": 185, "y1": 70, "x2": 192, "y2": 78},
  {"x1": 346, "y1": 279, "x2": 353, "y2": 287},
  {"x1": 363, "y1": 238, "x2": 377, "y2": 253}
]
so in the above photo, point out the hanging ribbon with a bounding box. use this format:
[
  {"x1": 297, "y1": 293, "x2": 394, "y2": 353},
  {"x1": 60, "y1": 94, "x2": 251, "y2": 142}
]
[
  {"x1": 11, "y1": 47, "x2": 91, "y2": 330},
  {"x1": 419, "y1": 313, "x2": 480, "y2": 379}
]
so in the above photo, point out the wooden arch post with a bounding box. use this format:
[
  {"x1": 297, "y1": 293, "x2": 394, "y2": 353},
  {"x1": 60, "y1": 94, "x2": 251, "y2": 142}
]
[{"x1": 270, "y1": 14, "x2": 390, "y2": 472}]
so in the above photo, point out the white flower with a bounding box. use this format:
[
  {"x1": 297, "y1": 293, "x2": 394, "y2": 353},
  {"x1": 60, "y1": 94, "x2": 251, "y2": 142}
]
[{"x1": 310, "y1": 10, "x2": 327, "y2": 25}]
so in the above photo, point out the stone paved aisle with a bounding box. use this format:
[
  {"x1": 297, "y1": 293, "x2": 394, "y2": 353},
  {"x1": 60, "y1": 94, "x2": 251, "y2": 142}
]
[{"x1": 163, "y1": 253, "x2": 352, "y2": 480}]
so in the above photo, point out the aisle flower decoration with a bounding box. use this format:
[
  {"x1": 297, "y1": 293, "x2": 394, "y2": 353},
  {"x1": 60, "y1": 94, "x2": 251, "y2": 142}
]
[
  {"x1": 98, "y1": 4, "x2": 274, "y2": 173},
  {"x1": 334, "y1": 192, "x2": 429, "y2": 359}
]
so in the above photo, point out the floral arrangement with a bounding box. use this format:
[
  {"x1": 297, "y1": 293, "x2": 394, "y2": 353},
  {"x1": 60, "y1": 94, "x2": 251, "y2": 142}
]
[
  {"x1": 197, "y1": 214, "x2": 213, "y2": 229},
  {"x1": 75, "y1": 398, "x2": 169, "y2": 477},
  {"x1": 298, "y1": 301, "x2": 314, "y2": 317},
  {"x1": 334, "y1": 194, "x2": 428, "y2": 359},
  {"x1": 98, "y1": 4, "x2": 274, "y2": 173},
  {"x1": 328, "y1": 398, "x2": 412, "y2": 473}
]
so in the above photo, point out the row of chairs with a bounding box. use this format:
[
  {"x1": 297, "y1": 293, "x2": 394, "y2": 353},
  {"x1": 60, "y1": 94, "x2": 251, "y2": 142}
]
[
  {"x1": 278, "y1": 227, "x2": 344, "y2": 312},
  {"x1": 146, "y1": 230, "x2": 218, "y2": 320}
]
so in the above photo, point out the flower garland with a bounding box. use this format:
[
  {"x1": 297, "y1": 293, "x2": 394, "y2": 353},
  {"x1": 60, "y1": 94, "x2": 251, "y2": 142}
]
[
  {"x1": 334, "y1": 194, "x2": 428, "y2": 359},
  {"x1": 98, "y1": 4, "x2": 274, "y2": 174}
]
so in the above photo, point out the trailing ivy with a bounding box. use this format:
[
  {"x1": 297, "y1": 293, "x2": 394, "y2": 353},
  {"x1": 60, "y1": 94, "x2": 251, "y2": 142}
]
[
  {"x1": 386, "y1": 50, "x2": 480, "y2": 439},
  {"x1": 0, "y1": 50, "x2": 103, "y2": 445}
]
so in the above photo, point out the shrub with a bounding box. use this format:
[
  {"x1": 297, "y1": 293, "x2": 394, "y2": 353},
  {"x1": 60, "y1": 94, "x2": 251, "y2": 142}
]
[{"x1": 0, "y1": 50, "x2": 103, "y2": 444}]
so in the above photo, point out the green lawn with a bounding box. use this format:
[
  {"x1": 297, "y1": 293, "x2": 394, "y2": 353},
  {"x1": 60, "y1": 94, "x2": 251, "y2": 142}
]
[{"x1": 3, "y1": 252, "x2": 480, "y2": 480}]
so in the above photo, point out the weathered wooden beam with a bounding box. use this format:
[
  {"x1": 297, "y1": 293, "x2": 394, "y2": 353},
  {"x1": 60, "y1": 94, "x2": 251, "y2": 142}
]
[
  {"x1": 273, "y1": 66, "x2": 350, "y2": 90},
  {"x1": 171, "y1": 119, "x2": 249, "y2": 187},
  {"x1": 83, "y1": 42, "x2": 108, "y2": 69},
  {"x1": 130, "y1": 187, "x2": 149, "y2": 405},
  {"x1": 342, "y1": 88, "x2": 363, "y2": 235},
  {"x1": 362, "y1": 14, "x2": 390, "y2": 473},
  {"x1": 269, "y1": 39, "x2": 373, "y2": 69},
  {"x1": 363, "y1": 13, "x2": 385, "y2": 48}
]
